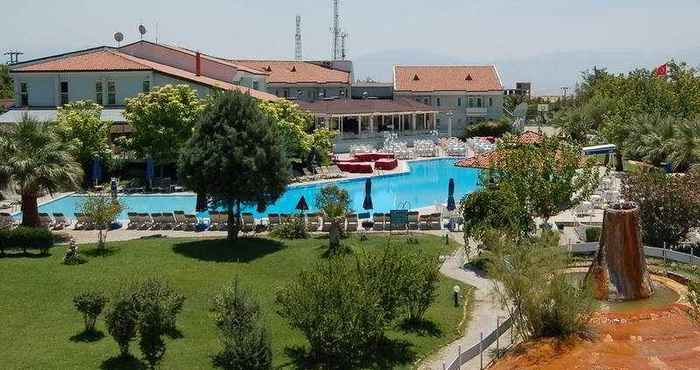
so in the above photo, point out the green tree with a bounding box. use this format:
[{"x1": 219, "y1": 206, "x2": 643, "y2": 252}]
[
  {"x1": 105, "y1": 291, "x2": 138, "y2": 358},
  {"x1": 123, "y1": 84, "x2": 205, "y2": 175},
  {"x1": 493, "y1": 136, "x2": 599, "y2": 226},
  {"x1": 258, "y1": 99, "x2": 335, "y2": 165},
  {"x1": 314, "y1": 184, "x2": 351, "y2": 253},
  {"x1": 0, "y1": 64, "x2": 12, "y2": 99},
  {"x1": 56, "y1": 101, "x2": 113, "y2": 183},
  {"x1": 73, "y1": 290, "x2": 109, "y2": 333},
  {"x1": 211, "y1": 279, "x2": 272, "y2": 370},
  {"x1": 79, "y1": 193, "x2": 123, "y2": 250},
  {"x1": 276, "y1": 257, "x2": 386, "y2": 366},
  {"x1": 178, "y1": 91, "x2": 290, "y2": 240},
  {"x1": 486, "y1": 232, "x2": 597, "y2": 340},
  {"x1": 460, "y1": 185, "x2": 532, "y2": 246},
  {"x1": 0, "y1": 115, "x2": 83, "y2": 227},
  {"x1": 622, "y1": 171, "x2": 700, "y2": 248},
  {"x1": 667, "y1": 119, "x2": 700, "y2": 172}
]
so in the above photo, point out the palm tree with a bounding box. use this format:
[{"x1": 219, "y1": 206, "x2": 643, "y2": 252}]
[
  {"x1": 0, "y1": 115, "x2": 83, "y2": 227},
  {"x1": 624, "y1": 114, "x2": 675, "y2": 166},
  {"x1": 668, "y1": 119, "x2": 700, "y2": 172}
]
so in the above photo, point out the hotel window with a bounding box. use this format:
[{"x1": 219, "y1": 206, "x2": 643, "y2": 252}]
[
  {"x1": 476, "y1": 97, "x2": 482, "y2": 108},
  {"x1": 107, "y1": 81, "x2": 116, "y2": 105},
  {"x1": 95, "y1": 81, "x2": 103, "y2": 105},
  {"x1": 457, "y1": 97, "x2": 462, "y2": 107},
  {"x1": 142, "y1": 80, "x2": 150, "y2": 93},
  {"x1": 436, "y1": 97, "x2": 441, "y2": 107},
  {"x1": 423, "y1": 97, "x2": 429, "y2": 105},
  {"x1": 20, "y1": 82, "x2": 28, "y2": 106},
  {"x1": 60, "y1": 81, "x2": 69, "y2": 106},
  {"x1": 489, "y1": 97, "x2": 493, "y2": 107},
  {"x1": 468, "y1": 97, "x2": 475, "y2": 108},
  {"x1": 252, "y1": 80, "x2": 259, "y2": 90}
]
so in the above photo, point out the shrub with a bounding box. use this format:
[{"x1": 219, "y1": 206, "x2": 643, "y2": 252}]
[
  {"x1": 276, "y1": 257, "x2": 386, "y2": 366},
  {"x1": 461, "y1": 186, "x2": 532, "y2": 245},
  {"x1": 79, "y1": 194, "x2": 123, "y2": 250},
  {"x1": 463, "y1": 119, "x2": 512, "y2": 138},
  {"x1": 211, "y1": 279, "x2": 272, "y2": 370},
  {"x1": 687, "y1": 279, "x2": 700, "y2": 322},
  {"x1": 0, "y1": 226, "x2": 54, "y2": 254},
  {"x1": 270, "y1": 216, "x2": 308, "y2": 239},
  {"x1": 403, "y1": 252, "x2": 440, "y2": 322},
  {"x1": 585, "y1": 227, "x2": 602, "y2": 242},
  {"x1": 486, "y1": 234, "x2": 597, "y2": 340},
  {"x1": 105, "y1": 291, "x2": 138, "y2": 357},
  {"x1": 315, "y1": 185, "x2": 351, "y2": 254},
  {"x1": 63, "y1": 239, "x2": 85, "y2": 265},
  {"x1": 73, "y1": 290, "x2": 109, "y2": 332},
  {"x1": 623, "y1": 171, "x2": 700, "y2": 247},
  {"x1": 131, "y1": 278, "x2": 185, "y2": 336}
]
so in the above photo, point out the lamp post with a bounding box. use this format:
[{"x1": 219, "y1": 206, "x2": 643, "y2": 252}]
[{"x1": 453, "y1": 285, "x2": 461, "y2": 307}]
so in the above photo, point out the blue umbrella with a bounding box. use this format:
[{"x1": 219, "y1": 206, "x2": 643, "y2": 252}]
[
  {"x1": 447, "y1": 178, "x2": 456, "y2": 211},
  {"x1": 362, "y1": 178, "x2": 373, "y2": 210},
  {"x1": 91, "y1": 157, "x2": 102, "y2": 186},
  {"x1": 145, "y1": 158, "x2": 155, "y2": 187},
  {"x1": 296, "y1": 196, "x2": 309, "y2": 212}
]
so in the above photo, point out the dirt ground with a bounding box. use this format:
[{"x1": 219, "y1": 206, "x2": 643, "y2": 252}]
[{"x1": 490, "y1": 304, "x2": 700, "y2": 370}]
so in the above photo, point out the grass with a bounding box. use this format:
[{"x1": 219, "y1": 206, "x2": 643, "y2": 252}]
[{"x1": 0, "y1": 233, "x2": 471, "y2": 370}]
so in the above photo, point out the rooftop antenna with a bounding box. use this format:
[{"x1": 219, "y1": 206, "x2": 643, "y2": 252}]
[
  {"x1": 114, "y1": 32, "x2": 124, "y2": 47},
  {"x1": 295, "y1": 15, "x2": 303, "y2": 61},
  {"x1": 155, "y1": 22, "x2": 159, "y2": 44},
  {"x1": 4, "y1": 50, "x2": 24, "y2": 64},
  {"x1": 138, "y1": 24, "x2": 147, "y2": 40},
  {"x1": 331, "y1": 0, "x2": 341, "y2": 60}
]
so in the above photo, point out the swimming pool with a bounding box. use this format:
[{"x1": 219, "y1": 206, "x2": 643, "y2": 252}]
[{"x1": 31, "y1": 158, "x2": 481, "y2": 220}]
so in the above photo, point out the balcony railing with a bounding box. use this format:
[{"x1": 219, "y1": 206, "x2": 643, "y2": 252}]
[{"x1": 465, "y1": 107, "x2": 488, "y2": 116}]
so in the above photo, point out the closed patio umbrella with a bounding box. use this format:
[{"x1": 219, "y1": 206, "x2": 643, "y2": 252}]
[
  {"x1": 362, "y1": 178, "x2": 373, "y2": 211},
  {"x1": 145, "y1": 158, "x2": 155, "y2": 189},
  {"x1": 447, "y1": 178, "x2": 456, "y2": 211},
  {"x1": 296, "y1": 196, "x2": 309, "y2": 213},
  {"x1": 91, "y1": 157, "x2": 102, "y2": 187}
]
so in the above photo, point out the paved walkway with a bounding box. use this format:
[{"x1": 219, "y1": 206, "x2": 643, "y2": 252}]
[{"x1": 419, "y1": 231, "x2": 511, "y2": 370}]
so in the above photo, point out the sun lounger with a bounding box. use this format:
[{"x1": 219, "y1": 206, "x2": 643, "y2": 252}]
[
  {"x1": 148, "y1": 213, "x2": 162, "y2": 229},
  {"x1": 419, "y1": 214, "x2": 431, "y2": 230},
  {"x1": 268, "y1": 213, "x2": 280, "y2": 228},
  {"x1": 242, "y1": 213, "x2": 255, "y2": 233},
  {"x1": 172, "y1": 211, "x2": 187, "y2": 230},
  {"x1": 0, "y1": 212, "x2": 15, "y2": 230},
  {"x1": 159, "y1": 213, "x2": 176, "y2": 230},
  {"x1": 429, "y1": 213, "x2": 442, "y2": 230},
  {"x1": 136, "y1": 213, "x2": 152, "y2": 230},
  {"x1": 280, "y1": 213, "x2": 291, "y2": 224},
  {"x1": 73, "y1": 213, "x2": 94, "y2": 230},
  {"x1": 389, "y1": 210, "x2": 408, "y2": 232},
  {"x1": 407, "y1": 211, "x2": 419, "y2": 230},
  {"x1": 346, "y1": 214, "x2": 358, "y2": 232},
  {"x1": 183, "y1": 214, "x2": 199, "y2": 231},
  {"x1": 372, "y1": 213, "x2": 385, "y2": 231},
  {"x1": 38, "y1": 213, "x2": 53, "y2": 229},
  {"x1": 127, "y1": 212, "x2": 140, "y2": 230},
  {"x1": 52, "y1": 213, "x2": 70, "y2": 230},
  {"x1": 321, "y1": 216, "x2": 333, "y2": 232},
  {"x1": 307, "y1": 213, "x2": 321, "y2": 232}
]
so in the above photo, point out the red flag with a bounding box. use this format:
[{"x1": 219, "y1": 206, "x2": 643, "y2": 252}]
[{"x1": 654, "y1": 63, "x2": 668, "y2": 76}]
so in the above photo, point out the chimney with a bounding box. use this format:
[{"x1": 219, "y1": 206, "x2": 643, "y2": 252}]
[{"x1": 195, "y1": 51, "x2": 201, "y2": 76}]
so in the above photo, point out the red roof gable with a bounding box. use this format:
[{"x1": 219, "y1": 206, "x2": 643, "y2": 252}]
[
  {"x1": 14, "y1": 49, "x2": 151, "y2": 72},
  {"x1": 232, "y1": 60, "x2": 350, "y2": 85},
  {"x1": 394, "y1": 65, "x2": 503, "y2": 92}
]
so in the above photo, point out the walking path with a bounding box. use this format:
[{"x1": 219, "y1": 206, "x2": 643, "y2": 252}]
[{"x1": 419, "y1": 231, "x2": 511, "y2": 370}]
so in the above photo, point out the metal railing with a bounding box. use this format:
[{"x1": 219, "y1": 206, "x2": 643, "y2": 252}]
[
  {"x1": 443, "y1": 314, "x2": 516, "y2": 370},
  {"x1": 567, "y1": 242, "x2": 700, "y2": 266}
]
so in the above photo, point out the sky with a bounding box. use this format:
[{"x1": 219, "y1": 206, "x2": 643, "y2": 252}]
[{"x1": 3, "y1": 0, "x2": 700, "y2": 94}]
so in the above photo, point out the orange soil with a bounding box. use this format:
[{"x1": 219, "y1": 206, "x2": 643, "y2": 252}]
[{"x1": 491, "y1": 304, "x2": 700, "y2": 370}]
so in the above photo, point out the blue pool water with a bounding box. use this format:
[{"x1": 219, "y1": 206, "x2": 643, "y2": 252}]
[{"x1": 30, "y1": 158, "x2": 481, "y2": 220}]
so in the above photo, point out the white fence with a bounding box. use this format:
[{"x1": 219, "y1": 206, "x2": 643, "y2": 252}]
[
  {"x1": 567, "y1": 242, "x2": 700, "y2": 266},
  {"x1": 444, "y1": 315, "x2": 515, "y2": 370}
]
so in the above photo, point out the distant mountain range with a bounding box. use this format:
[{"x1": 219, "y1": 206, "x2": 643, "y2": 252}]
[{"x1": 352, "y1": 47, "x2": 700, "y2": 95}]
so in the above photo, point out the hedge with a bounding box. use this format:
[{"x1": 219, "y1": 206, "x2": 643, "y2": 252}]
[
  {"x1": 0, "y1": 226, "x2": 55, "y2": 254},
  {"x1": 463, "y1": 120, "x2": 512, "y2": 138}
]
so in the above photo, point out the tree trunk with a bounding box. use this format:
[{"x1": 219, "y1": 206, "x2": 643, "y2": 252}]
[
  {"x1": 614, "y1": 152, "x2": 624, "y2": 172},
  {"x1": 21, "y1": 193, "x2": 40, "y2": 227},
  {"x1": 329, "y1": 219, "x2": 341, "y2": 253},
  {"x1": 586, "y1": 203, "x2": 654, "y2": 301},
  {"x1": 226, "y1": 202, "x2": 241, "y2": 241}
]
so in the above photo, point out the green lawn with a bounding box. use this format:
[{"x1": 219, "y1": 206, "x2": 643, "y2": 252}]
[{"x1": 0, "y1": 233, "x2": 470, "y2": 370}]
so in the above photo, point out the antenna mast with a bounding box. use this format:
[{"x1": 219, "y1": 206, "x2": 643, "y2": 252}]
[
  {"x1": 295, "y1": 15, "x2": 303, "y2": 61},
  {"x1": 4, "y1": 50, "x2": 24, "y2": 64},
  {"x1": 331, "y1": 0, "x2": 340, "y2": 60},
  {"x1": 340, "y1": 32, "x2": 347, "y2": 60}
]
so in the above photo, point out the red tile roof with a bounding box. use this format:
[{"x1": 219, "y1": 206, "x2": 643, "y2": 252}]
[
  {"x1": 14, "y1": 50, "x2": 151, "y2": 72},
  {"x1": 454, "y1": 151, "x2": 502, "y2": 169},
  {"x1": 297, "y1": 98, "x2": 437, "y2": 116},
  {"x1": 13, "y1": 48, "x2": 278, "y2": 101},
  {"x1": 516, "y1": 130, "x2": 544, "y2": 145},
  {"x1": 232, "y1": 60, "x2": 351, "y2": 84},
  {"x1": 145, "y1": 42, "x2": 268, "y2": 76},
  {"x1": 394, "y1": 65, "x2": 503, "y2": 92}
]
